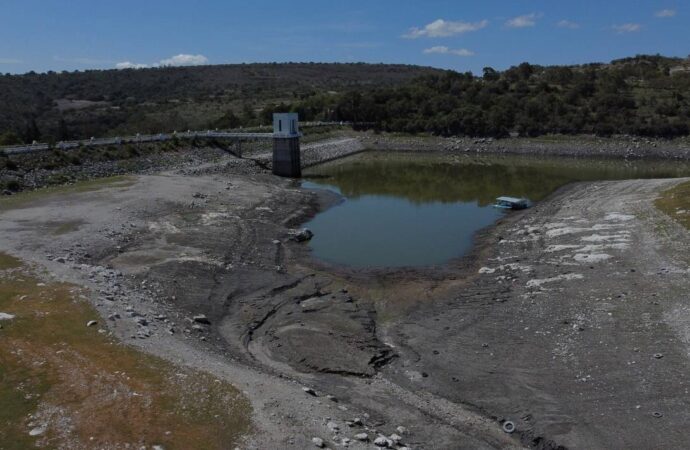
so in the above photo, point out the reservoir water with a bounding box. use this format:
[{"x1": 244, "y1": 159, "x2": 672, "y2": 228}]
[{"x1": 302, "y1": 152, "x2": 690, "y2": 268}]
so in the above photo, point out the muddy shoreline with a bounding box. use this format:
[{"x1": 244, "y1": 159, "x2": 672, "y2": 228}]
[{"x1": 1, "y1": 137, "x2": 690, "y2": 449}]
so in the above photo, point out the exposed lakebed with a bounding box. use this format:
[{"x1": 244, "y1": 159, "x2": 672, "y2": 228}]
[{"x1": 302, "y1": 151, "x2": 690, "y2": 268}]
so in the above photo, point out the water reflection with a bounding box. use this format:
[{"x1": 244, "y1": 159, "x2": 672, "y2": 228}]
[{"x1": 302, "y1": 152, "x2": 690, "y2": 268}]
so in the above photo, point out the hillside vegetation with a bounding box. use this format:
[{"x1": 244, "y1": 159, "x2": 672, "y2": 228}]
[
  {"x1": 0, "y1": 63, "x2": 444, "y2": 144},
  {"x1": 288, "y1": 55, "x2": 690, "y2": 138},
  {"x1": 2, "y1": 56, "x2": 690, "y2": 143}
]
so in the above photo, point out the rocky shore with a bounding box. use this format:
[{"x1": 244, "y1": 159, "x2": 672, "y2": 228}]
[
  {"x1": 3, "y1": 132, "x2": 690, "y2": 196},
  {"x1": 362, "y1": 133, "x2": 690, "y2": 160}
]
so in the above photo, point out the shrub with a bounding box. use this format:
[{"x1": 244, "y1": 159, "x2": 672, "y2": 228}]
[{"x1": 5, "y1": 179, "x2": 21, "y2": 191}]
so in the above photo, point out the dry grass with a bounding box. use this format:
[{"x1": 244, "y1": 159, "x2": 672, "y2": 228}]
[
  {"x1": 0, "y1": 253, "x2": 252, "y2": 449},
  {"x1": 655, "y1": 181, "x2": 690, "y2": 230}
]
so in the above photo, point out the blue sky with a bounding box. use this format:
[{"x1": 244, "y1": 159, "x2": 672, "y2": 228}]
[{"x1": 0, "y1": 0, "x2": 687, "y2": 74}]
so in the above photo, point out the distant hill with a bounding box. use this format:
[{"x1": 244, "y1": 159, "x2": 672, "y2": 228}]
[
  {"x1": 285, "y1": 54, "x2": 690, "y2": 139},
  {"x1": 3, "y1": 56, "x2": 690, "y2": 143},
  {"x1": 0, "y1": 63, "x2": 446, "y2": 143}
]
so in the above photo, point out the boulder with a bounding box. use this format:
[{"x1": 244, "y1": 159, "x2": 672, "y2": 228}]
[
  {"x1": 289, "y1": 228, "x2": 314, "y2": 242},
  {"x1": 374, "y1": 436, "x2": 392, "y2": 447}
]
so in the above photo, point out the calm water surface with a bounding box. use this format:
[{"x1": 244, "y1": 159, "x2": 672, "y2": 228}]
[{"x1": 302, "y1": 152, "x2": 690, "y2": 268}]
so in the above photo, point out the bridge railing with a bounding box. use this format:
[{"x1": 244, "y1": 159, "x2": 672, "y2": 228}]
[{"x1": 0, "y1": 121, "x2": 354, "y2": 156}]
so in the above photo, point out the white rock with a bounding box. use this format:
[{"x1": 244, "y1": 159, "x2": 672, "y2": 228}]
[
  {"x1": 0, "y1": 312, "x2": 15, "y2": 321},
  {"x1": 374, "y1": 436, "x2": 392, "y2": 447},
  {"x1": 29, "y1": 426, "x2": 46, "y2": 436},
  {"x1": 396, "y1": 426, "x2": 407, "y2": 435},
  {"x1": 327, "y1": 421, "x2": 340, "y2": 432},
  {"x1": 312, "y1": 437, "x2": 325, "y2": 448},
  {"x1": 86, "y1": 320, "x2": 98, "y2": 327},
  {"x1": 302, "y1": 387, "x2": 317, "y2": 396},
  {"x1": 354, "y1": 432, "x2": 369, "y2": 441}
]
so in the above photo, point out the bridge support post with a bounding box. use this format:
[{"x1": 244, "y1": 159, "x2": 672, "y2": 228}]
[{"x1": 272, "y1": 113, "x2": 301, "y2": 178}]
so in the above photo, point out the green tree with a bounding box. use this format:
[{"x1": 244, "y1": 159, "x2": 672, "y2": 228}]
[{"x1": 0, "y1": 131, "x2": 22, "y2": 146}]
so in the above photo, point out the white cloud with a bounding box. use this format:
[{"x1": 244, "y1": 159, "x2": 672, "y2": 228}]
[
  {"x1": 115, "y1": 54, "x2": 209, "y2": 70},
  {"x1": 116, "y1": 61, "x2": 149, "y2": 69},
  {"x1": 655, "y1": 9, "x2": 676, "y2": 18},
  {"x1": 158, "y1": 54, "x2": 209, "y2": 66},
  {"x1": 403, "y1": 19, "x2": 488, "y2": 38},
  {"x1": 0, "y1": 58, "x2": 23, "y2": 64},
  {"x1": 506, "y1": 13, "x2": 540, "y2": 28},
  {"x1": 423, "y1": 46, "x2": 475, "y2": 57},
  {"x1": 556, "y1": 20, "x2": 580, "y2": 29},
  {"x1": 613, "y1": 23, "x2": 642, "y2": 33}
]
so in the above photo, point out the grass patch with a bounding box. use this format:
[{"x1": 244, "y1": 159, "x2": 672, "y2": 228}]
[
  {"x1": 0, "y1": 253, "x2": 22, "y2": 270},
  {"x1": 655, "y1": 180, "x2": 690, "y2": 230},
  {"x1": 0, "y1": 176, "x2": 136, "y2": 211},
  {"x1": 0, "y1": 254, "x2": 252, "y2": 449}
]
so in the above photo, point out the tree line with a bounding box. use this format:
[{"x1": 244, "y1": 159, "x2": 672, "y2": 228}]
[{"x1": 269, "y1": 54, "x2": 690, "y2": 138}]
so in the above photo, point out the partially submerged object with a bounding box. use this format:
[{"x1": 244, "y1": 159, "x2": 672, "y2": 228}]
[{"x1": 494, "y1": 196, "x2": 532, "y2": 210}]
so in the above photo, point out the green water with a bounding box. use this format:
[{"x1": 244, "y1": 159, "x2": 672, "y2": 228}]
[{"x1": 302, "y1": 152, "x2": 690, "y2": 268}]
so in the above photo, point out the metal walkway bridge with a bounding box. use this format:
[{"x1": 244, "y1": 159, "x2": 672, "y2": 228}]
[{"x1": 0, "y1": 121, "x2": 350, "y2": 156}]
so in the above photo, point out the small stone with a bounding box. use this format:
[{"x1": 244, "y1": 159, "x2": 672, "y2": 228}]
[
  {"x1": 302, "y1": 387, "x2": 317, "y2": 396},
  {"x1": 390, "y1": 433, "x2": 402, "y2": 443},
  {"x1": 311, "y1": 437, "x2": 325, "y2": 448},
  {"x1": 327, "y1": 421, "x2": 339, "y2": 432},
  {"x1": 29, "y1": 426, "x2": 46, "y2": 436},
  {"x1": 0, "y1": 313, "x2": 15, "y2": 321},
  {"x1": 654, "y1": 353, "x2": 664, "y2": 359},
  {"x1": 326, "y1": 394, "x2": 338, "y2": 402},
  {"x1": 352, "y1": 417, "x2": 363, "y2": 426},
  {"x1": 86, "y1": 320, "x2": 98, "y2": 327},
  {"x1": 193, "y1": 314, "x2": 211, "y2": 325},
  {"x1": 354, "y1": 433, "x2": 369, "y2": 441},
  {"x1": 396, "y1": 426, "x2": 407, "y2": 435}
]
